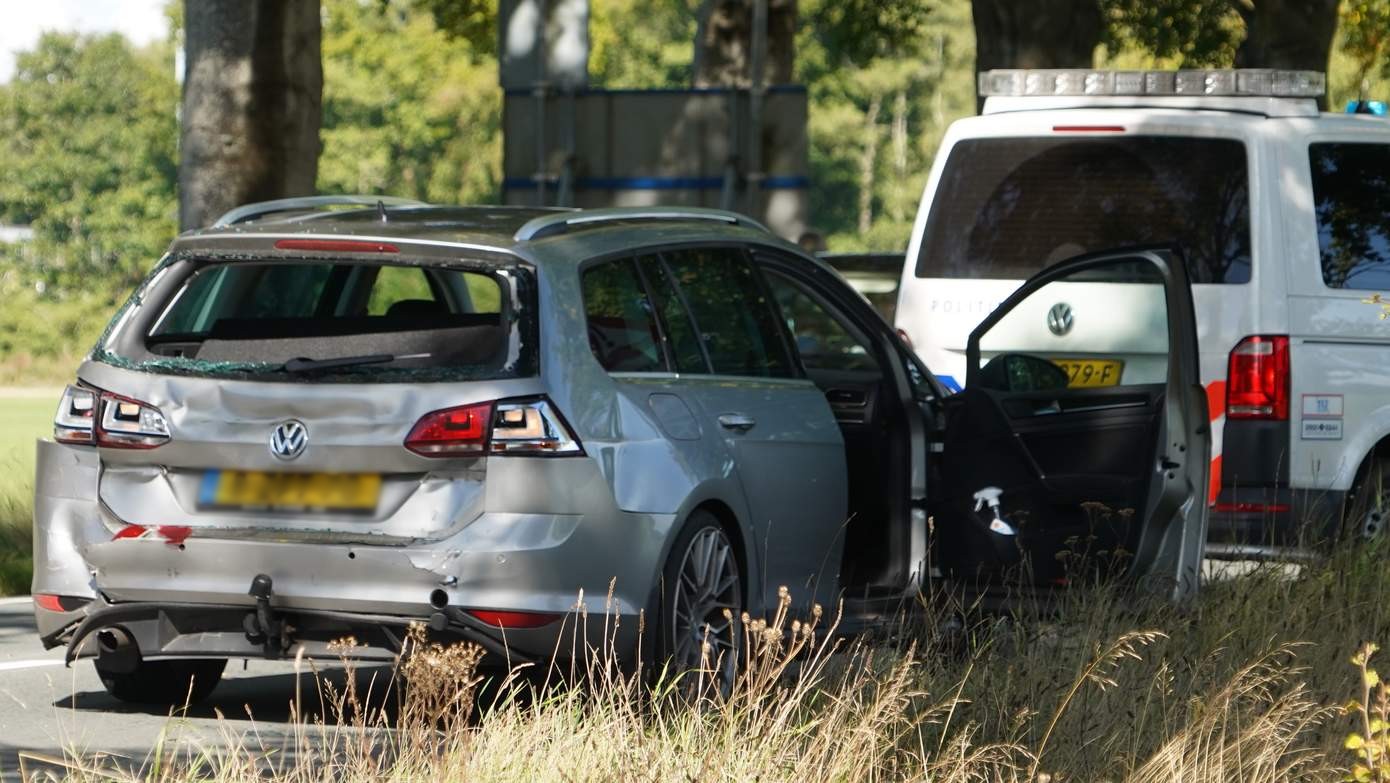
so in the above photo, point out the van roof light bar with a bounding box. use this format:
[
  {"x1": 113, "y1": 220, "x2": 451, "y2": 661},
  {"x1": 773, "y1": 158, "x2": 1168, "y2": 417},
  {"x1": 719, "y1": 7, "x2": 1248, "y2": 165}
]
[
  {"x1": 212, "y1": 196, "x2": 429, "y2": 227},
  {"x1": 513, "y1": 206, "x2": 771, "y2": 241},
  {"x1": 978, "y1": 69, "x2": 1325, "y2": 99}
]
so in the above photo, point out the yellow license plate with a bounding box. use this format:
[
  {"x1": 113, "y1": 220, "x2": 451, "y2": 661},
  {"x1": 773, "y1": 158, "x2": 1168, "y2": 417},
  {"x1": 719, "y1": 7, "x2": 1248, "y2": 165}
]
[
  {"x1": 199, "y1": 471, "x2": 381, "y2": 513},
  {"x1": 1051, "y1": 358, "x2": 1124, "y2": 388}
]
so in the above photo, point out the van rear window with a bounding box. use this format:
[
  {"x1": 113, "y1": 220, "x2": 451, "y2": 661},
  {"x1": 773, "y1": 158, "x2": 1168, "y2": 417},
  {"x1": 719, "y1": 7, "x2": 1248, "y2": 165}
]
[
  {"x1": 916, "y1": 136, "x2": 1251, "y2": 283},
  {"x1": 97, "y1": 259, "x2": 532, "y2": 382}
]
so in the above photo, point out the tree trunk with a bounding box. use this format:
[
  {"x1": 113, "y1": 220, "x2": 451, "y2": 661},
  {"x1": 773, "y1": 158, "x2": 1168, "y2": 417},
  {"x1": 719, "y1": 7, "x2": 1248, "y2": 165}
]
[
  {"x1": 1234, "y1": 0, "x2": 1339, "y2": 77},
  {"x1": 694, "y1": 0, "x2": 796, "y2": 87},
  {"x1": 857, "y1": 95, "x2": 882, "y2": 235},
  {"x1": 180, "y1": 0, "x2": 323, "y2": 231},
  {"x1": 970, "y1": 0, "x2": 1101, "y2": 110}
]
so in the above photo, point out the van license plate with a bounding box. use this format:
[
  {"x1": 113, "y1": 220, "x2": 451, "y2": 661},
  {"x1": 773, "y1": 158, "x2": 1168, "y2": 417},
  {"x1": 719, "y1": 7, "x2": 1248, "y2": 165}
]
[
  {"x1": 198, "y1": 471, "x2": 381, "y2": 513},
  {"x1": 1051, "y1": 359, "x2": 1124, "y2": 388}
]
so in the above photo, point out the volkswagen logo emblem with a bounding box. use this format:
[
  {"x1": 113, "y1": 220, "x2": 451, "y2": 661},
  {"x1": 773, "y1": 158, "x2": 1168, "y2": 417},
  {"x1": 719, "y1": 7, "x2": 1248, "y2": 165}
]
[
  {"x1": 270, "y1": 420, "x2": 308, "y2": 461},
  {"x1": 1047, "y1": 302, "x2": 1074, "y2": 336}
]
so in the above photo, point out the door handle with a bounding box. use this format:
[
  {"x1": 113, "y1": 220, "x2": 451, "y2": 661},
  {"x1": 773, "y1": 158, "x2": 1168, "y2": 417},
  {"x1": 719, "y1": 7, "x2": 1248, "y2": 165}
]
[{"x1": 718, "y1": 413, "x2": 757, "y2": 432}]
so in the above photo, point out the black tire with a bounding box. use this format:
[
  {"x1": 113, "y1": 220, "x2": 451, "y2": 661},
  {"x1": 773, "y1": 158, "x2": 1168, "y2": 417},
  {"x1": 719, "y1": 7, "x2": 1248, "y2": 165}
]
[
  {"x1": 1347, "y1": 456, "x2": 1390, "y2": 542},
  {"x1": 95, "y1": 659, "x2": 227, "y2": 706},
  {"x1": 652, "y1": 509, "x2": 743, "y2": 695}
]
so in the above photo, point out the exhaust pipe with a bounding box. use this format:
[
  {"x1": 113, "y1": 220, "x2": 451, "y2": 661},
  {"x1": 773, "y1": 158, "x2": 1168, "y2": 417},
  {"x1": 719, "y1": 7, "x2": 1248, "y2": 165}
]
[{"x1": 95, "y1": 626, "x2": 140, "y2": 674}]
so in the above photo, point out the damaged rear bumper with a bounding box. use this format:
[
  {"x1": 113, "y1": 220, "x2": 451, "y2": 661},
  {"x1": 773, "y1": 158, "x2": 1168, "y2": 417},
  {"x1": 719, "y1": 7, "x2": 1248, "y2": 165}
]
[{"x1": 59, "y1": 596, "x2": 539, "y2": 667}]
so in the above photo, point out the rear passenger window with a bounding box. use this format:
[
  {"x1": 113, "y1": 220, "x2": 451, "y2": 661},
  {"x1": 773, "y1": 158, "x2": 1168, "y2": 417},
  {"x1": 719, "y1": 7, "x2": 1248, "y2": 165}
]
[
  {"x1": 661, "y1": 248, "x2": 795, "y2": 378},
  {"x1": 581, "y1": 259, "x2": 665, "y2": 372},
  {"x1": 1310, "y1": 143, "x2": 1390, "y2": 289},
  {"x1": 636, "y1": 255, "x2": 708, "y2": 374}
]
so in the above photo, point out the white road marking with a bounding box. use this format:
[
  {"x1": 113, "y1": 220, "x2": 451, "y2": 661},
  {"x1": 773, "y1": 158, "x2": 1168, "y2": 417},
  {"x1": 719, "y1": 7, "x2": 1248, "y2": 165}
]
[
  {"x1": 0, "y1": 659, "x2": 64, "y2": 673},
  {"x1": 0, "y1": 596, "x2": 33, "y2": 606}
]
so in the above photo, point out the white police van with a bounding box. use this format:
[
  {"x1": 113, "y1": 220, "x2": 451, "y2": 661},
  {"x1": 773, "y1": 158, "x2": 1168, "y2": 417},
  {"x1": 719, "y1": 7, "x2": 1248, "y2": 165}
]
[{"x1": 896, "y1": 69, "x2": 1390, "y2": 557}]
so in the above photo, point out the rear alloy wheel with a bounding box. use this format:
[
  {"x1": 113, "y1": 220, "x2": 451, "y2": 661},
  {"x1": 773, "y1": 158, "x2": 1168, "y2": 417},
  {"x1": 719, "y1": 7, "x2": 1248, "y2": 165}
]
[
  {"x1": 95, "y1": 659, "x2": 227, "y2": 706},
  {"x1": 1348, "y1": 457, "x2": 1390, "y2": 542},
  {"x1": 660, "y1": 512, "x2": 742, "y2": 695}
]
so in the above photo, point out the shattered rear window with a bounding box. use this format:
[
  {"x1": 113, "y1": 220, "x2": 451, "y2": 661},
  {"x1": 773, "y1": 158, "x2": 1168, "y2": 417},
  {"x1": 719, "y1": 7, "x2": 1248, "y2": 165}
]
[{"x1": 95, "y1": 257, "x2": 535, "y2": 382}]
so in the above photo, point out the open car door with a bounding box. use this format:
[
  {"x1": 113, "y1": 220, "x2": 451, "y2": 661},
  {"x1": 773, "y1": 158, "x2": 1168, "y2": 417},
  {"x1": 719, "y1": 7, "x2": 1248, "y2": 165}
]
[{"x1": 934, "y1": 247, "x2": 1209, "y2": 602}]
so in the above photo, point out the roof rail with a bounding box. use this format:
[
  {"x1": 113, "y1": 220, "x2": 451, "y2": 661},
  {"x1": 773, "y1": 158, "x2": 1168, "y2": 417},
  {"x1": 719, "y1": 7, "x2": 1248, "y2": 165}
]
[
  {"x1": 513, "y1": 206, "x2": 770, "y2": 242},
  {"x1": 212, "y1": 195, "x2": 429, "y2": 227}
]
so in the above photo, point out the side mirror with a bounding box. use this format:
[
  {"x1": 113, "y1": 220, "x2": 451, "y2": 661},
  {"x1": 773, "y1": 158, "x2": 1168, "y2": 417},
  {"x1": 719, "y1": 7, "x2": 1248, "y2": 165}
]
[{"x1": 978, "y1": 353, "x2": 1070, "y2": 393}]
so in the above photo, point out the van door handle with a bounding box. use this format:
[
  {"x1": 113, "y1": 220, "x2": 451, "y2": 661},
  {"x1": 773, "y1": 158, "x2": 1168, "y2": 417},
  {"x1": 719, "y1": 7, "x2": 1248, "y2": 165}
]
[{"x1": 718, "y1": 414, "x2": 757, "y2": 432}]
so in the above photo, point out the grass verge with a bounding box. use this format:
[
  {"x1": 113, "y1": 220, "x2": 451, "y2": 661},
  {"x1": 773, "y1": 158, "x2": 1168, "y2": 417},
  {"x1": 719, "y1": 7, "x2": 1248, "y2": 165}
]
[
  {"x1": 0, "y1": 389, "x2": 52, "y2": 596},
  {"x1": 31, "y1": 541, "x2": 1390, "y2": 782}
]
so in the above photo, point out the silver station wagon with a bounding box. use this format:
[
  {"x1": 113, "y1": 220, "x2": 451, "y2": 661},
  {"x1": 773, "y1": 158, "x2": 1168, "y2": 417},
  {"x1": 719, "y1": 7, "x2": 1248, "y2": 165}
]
[{"x1": 32, "y1": 199, "x2": 1211, "y2": 704}]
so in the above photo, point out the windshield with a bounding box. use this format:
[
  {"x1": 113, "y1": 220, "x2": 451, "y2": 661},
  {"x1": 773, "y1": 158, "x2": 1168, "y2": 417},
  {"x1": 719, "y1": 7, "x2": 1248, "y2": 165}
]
[
  {"x1": 916, "y1": 136, "x2": 1251, "y2": 283},
  {"x1": 96, "y1": 258, "x2": 534, "y2": 382}
]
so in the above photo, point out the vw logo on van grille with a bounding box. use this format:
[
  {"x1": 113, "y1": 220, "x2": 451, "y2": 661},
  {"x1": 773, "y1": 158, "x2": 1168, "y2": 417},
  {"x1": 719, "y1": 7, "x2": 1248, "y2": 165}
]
[
  {"x1": 1047, "y1": 302, "x2": 1074, "y2": 336},
  {"x1": 270, "y1": 420, "x2": 308, "y2": 461}
]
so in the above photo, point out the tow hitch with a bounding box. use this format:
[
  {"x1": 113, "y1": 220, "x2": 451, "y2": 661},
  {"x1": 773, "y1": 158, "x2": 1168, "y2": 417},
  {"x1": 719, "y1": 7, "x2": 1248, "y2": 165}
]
[{"x1": 243, "y1": 573, "x2": 295, "y2": 656}]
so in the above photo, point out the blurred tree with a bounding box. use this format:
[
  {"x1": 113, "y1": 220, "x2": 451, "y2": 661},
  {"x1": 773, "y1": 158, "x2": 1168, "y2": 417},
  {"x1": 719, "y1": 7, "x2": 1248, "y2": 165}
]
[
  {"x1": 319, "y1": 0, "x2": 501, "y2": 203},
  {"x1": 971, "y1": 0, "x2": 1102, "y2": 76},
  {"x1": 1234, "y1": 0, "x2": 1340, "y2": 77},
  {"x1": 180, "y1": 0, "x2": 322, "y2": 230},
  {"x1": 408, "y1": 0, "x2": 498, "y2": 55},
  {"x1": 1337, "y1": 0, "x2": 1390, "y2": 92},
  {"x1": 0, "y1": 33, "x2": 178, "y2": 288},
  {"x1": 693, "y1": 0, "x2": 797, "y2": 86}
]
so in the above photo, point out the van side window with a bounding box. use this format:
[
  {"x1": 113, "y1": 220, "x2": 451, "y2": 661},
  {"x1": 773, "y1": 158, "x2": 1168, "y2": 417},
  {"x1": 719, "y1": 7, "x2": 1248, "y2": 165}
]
[
  {"x1": 661, "y1": 247, "x2": 796, "y2": 378},
  {"x1": 1310, "y1": 143, "x2": 1390, "y2": 290},
  {"x1": 580, "y1": 259, "x2": 665, "y2": 373}
]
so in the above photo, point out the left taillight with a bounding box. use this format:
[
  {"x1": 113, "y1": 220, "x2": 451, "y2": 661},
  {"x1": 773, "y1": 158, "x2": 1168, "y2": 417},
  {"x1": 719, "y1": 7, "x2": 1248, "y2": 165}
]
[
  {"x1": 54, "y1": 385, "x2": 97, "y2": 444},
  {"x1": 56, "y1": 385, "x2": 171, "y2": 448},
  {"x1": 405, "y1": 397, "x2": 583, "y2": 458}
]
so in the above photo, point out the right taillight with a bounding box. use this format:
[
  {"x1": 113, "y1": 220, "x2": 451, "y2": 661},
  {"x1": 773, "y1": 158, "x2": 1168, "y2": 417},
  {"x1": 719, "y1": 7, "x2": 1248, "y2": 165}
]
[
  {"x1": 405, "y1": 397, "x2": 583, "y2": 458},
  {"x1": 1226, "y1": 335, "x2": 1290, "y2": 420}
]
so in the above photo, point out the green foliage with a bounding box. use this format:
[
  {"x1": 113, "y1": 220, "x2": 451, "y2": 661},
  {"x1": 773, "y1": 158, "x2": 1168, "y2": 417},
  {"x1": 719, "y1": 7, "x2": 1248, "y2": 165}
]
[
  {"x1": 0, "y1": 32, "x2": 178, "y2": 292},
  {"x1": 1340, "y1": 1, "x2": 1390, "y2": 89},
  {"x1": 320, "y1": 0, "x2": 502, "y2": 204},
  {"x1": 590, "y1": 0, "x2": 698, "y2": 87},
  {"x1": 1101, "y1": 0, "x2": 1243, "y2": 67},
  {"x1": 407, "y1": 0, "x2": 498, "y2": 55}
]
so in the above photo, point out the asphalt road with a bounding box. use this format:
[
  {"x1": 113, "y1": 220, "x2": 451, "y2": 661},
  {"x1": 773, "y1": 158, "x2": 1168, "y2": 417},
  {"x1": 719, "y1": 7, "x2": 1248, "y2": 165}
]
[{"x1": 0, "y1": 597, "x2": 392, "y2": 781}]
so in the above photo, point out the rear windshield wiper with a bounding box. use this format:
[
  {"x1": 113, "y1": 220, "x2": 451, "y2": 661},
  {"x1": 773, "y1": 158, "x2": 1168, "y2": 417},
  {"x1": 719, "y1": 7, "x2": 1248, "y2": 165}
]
[{"x1": 278, "y1": 353, "x2": 430, "y2": 374}]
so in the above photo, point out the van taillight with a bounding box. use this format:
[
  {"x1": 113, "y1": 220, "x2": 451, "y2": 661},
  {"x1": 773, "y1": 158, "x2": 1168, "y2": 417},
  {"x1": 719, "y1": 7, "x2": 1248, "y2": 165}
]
[
  {"x1": 1226, "y1": 336, "x2": 1290, "y2": 420},
  {"x1": 405, "y1": 397, "x2": 583, "y2": 458}
]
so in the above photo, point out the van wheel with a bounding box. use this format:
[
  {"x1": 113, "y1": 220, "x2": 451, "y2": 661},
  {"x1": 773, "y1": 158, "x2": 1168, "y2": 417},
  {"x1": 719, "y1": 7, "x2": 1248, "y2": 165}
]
[
  {"x1": 656, "y1": 510, "x2": 743, "y2": 696},
  {"x1": 1347, "y1": 457, "x2": 1390, "y2": 541},
  {"x1": 95, "y1": 659, "x2": 226, "y2": 706}
]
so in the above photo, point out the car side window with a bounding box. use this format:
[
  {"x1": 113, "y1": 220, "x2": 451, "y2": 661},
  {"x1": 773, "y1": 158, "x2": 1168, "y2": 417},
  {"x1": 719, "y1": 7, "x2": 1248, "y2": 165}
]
[
  {"x1": 763, "y1": 269, "x2": 880, "y2": 372},
  {"x1": 661, "y1": 247, "x2": 795, "y2": 378},
  {"x1": 635, "y1": 254, "x2": 709, "y2": 374},
  {"x1": 1310, "y1": 142, "x2": 1390, "y2": 290},
  {"x1": 580, "y1": 258, "x2": 665, "y2": 373}
]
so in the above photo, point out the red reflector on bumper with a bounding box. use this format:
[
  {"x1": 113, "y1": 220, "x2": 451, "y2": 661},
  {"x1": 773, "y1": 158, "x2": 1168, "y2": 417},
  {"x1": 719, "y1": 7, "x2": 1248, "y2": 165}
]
[
  {"x1": 112, "y1": 524, "x2": 147, "y2": 540},
  {"x1": 34, "y1": 594, "x2": 64, "y2": 612},
  {"x1": 1214, "y1": 502, "x2": 1291, "y2": 514},
  {"x1": 467, "y1": 610, "x2": 562, "y2": 629}
]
